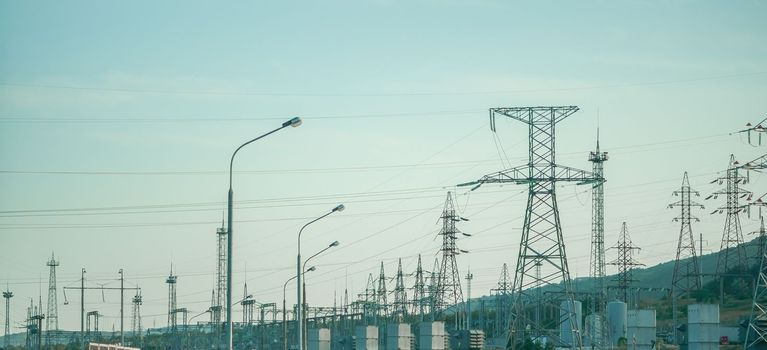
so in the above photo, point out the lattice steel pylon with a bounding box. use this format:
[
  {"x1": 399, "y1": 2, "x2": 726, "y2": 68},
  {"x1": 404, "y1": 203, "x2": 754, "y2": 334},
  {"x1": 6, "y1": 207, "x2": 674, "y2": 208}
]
[
  {"x1": 411, "y1": 254, "x2": 427, "y2": 319},
  {"x1": 669, "y1": 172, "x2": 703, "y2": 345},
  {"x1": 745, "y1": 216, "x2": 767, "y2": 349},
  {"x1": 131, "y1": 292, "x2": 142, "y2": 345},
  {"x1": 45, "y1": 252, "x2": 59, "y2": 347},
  {"x1": 608, "y1": 222, "x2": 643, "y2": 305},
  {"x1": 214, "y1": 222, "x2": 227, "y2": 327},
  {"x1": 393, "y1": 259, "x2": 408, "y2": 322},
  {"x1": 376, "y1": 262, "x2": 389, "y2": 319},
  {"x1": 166, "y1": 267, "x2": 178, "y2": 329},
  {"x1": 460, "y1": 106, "x2": 600, "y2": 349},
  {"x1": 3, "y1": 286, "x2": 12, "y2": 348},
  {"x1": 708, "y1": 155, "x2": 752, "y2": 275},
  {"x1": 435, "y1": 192, "x2": 466, "y2": 318},
  {"x1": 490, "y1": 263, "x2": 513, "y2": 338},
  {"x1": 587, "y1": 131, "x2": 608, "y2": 348}
]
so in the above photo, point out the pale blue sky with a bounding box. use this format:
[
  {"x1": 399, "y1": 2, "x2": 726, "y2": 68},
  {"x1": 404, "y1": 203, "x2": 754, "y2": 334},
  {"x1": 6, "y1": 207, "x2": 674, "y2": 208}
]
[{"x1": 1, "y1": 1, "x2": 766, "y2": 332}]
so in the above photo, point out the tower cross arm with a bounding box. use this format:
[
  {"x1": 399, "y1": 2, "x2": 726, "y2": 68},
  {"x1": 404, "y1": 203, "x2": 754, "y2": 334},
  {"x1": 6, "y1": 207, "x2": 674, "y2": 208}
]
[
  {"x1": 458, "y1": 164, "x2": 602, "y2": 189},
  {"x1": 489, "y1": 106, "x2": 579, "y2": 130},
  {"x1": 741, "y1": 154, "x2": 767, "y2": 172}
]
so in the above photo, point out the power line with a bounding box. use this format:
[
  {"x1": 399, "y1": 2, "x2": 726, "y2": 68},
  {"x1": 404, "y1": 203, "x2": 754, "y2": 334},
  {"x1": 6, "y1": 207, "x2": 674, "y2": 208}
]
[
  {"x1": 0, "y1": 109, "x2": 480, "y2": 123},
  {"x1": 1, "y1": 71, "x2": 764, "y2": 97}
]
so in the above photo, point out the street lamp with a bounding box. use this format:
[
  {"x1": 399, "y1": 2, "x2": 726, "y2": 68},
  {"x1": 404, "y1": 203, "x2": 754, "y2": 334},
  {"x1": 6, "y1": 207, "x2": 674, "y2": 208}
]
[
  {"x1": 296, "y1": 204, "x2": 344, "y2": 350},
  {"x1": 227, "y1": 117, "x2": 302, "y2": 350},
  {"x1": 302, "y1": 241, "x2": 340, "y2": 350},
  {"x1": 284, "y1": 267, "x2": 316, "y2": 350}
]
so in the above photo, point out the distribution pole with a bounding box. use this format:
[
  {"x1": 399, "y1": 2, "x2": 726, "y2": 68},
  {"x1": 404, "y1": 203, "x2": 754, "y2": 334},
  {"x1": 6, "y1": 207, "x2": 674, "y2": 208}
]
[
  {"x1": 465, "y1": 269, "x2": 473, "y2": 330},
  {"x1": 120, "y1": 269, "x2": 124, "y2": 345},
  {"x1": 81, "y1": 268, "x2": 85, "y2": 350}
]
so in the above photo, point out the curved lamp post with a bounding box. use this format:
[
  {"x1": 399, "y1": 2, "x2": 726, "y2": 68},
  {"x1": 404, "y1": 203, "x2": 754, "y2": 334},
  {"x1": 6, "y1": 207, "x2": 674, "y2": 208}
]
[
  {"x1": 227, "y1": 117, "x2": 302, "y2": 350},
  {"x1": 296, "y1": 204, "x2": 344, "y2": 350},
  {"x1": 301, "y1": 241, "x2": 339, "y2": 350},
  {"x1": 284, "y1": 266, "x2": 316, "y2": 350}
]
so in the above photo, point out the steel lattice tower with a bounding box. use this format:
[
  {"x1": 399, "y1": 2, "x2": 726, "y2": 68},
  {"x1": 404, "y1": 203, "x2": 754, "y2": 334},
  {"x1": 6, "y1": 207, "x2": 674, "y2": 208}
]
[
  {"x1": 670, "y1": 172, "x2": 703, "y2": 296},
  {"x1": 412, "y1": 254, "x2": 427, "y2": 319},
  {"x1": 751, "y1": 216, "x2": 767, "y2": 267},
  {"x1": 588, "y1": 131, "x2": 608, "y2": 348},
  {"x1": 608, "y1": 222, "x2": 643, "y2": 305},
  {"x1": 490, "y1": 263, "x2": 513, "y2": 338},
  {"x1": 428, "y1": 259, "x2": 439, "y2": 321},
  {"x1": 435, "y1": 192, "x2": 465, "y2": 315},
  {"x1": 393, "y1": 259, "x2": 407, "y2": 322},
  {"x1": 708, "y1": 155, "x2": 751, "y2": 275},
  {"x1": 376, "y1": 262, "x2": 388, "y2": 318},
  {"x1": 45, "y1": 253, "x2": 59, "y2": 346},
  {"x1": 131, "y1": 292, "x2": 142, "y2": 344},
  {"x1": 214, "y1": 223, "x2": 227, "y2": 327},
  {"x1": 460, "y1": 106, "x2": 600, "y2": 349},
  {"x1": 3, "y1": 287, "x2": 12, "y2": 348},
  {"x1": 746, "y1": 216, "x2": 767, "y2": 349},
  {"x1": 166, "y1": 268, "x2": 178, "y2": 329},
  {"x1": 669, "y1": 172, "x2": 703, "y2": 345}
]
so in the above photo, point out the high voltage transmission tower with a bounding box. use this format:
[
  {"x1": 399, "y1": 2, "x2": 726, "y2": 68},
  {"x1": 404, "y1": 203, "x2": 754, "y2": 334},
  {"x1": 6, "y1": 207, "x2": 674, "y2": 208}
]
[
  {"x1": 412, "y1": 254, "x2": 427, "y2": 320},
  {"x1": 490, "y1": 263, "x2": 512, "y2": 338},
  {"x1": 377, "y1": 262, "x2": 389, "y2": 319},
  {"x1": 588, "y1": 131, "x2": 608, "y2": 348},
  {"x1": 435, "y1": 192, "x2": 467, "y2": 321},
  {"x1": 669, "y1": 172, "x2": 703, "y2": 345},
  {"x1": 746, "y1": 214, "x2": 767, "y2": 350},
  {"x1": 460, "y1": 106, "x2": 600, "y2": 349},
  {"x1": 608, "y1": 222, "x2": 644, "y2": 306},
  {"x1": 167, "y1": 267, "x2": 178, "y2": 329},
  {"x1": 3, "y1": 286, "x2": 12, "y2": 348},
  {"x1": 751, "y1": 216, "x2": 767, "y2": 266},
  {"x1": 707, "y1": 155, "x2": 752, "y2": 276},
  {"x1": 45, "y1": 253, "x2": 59, "y2": 347},
  {"x1": 132, "y1": 292, "x2": 142, "y2": 347},
  {"x1": 393, "y1": 259, "x2": 407, "y2": 322}
]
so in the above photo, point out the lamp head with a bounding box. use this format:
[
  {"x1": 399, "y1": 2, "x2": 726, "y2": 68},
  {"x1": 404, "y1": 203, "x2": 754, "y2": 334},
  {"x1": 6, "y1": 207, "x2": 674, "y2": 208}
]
[
  {"x1": 283, "y1": 117, "x2": 302, "y2": 128},
  {"x1": 307, "y1": 266, "x2": 317, "y2": 272},
  {"x1": 333, "y1": 204, "x2": 345, "y2": 212},
  {"x1": 330, "y1": 240, "x2": 340, "y2": 247}
]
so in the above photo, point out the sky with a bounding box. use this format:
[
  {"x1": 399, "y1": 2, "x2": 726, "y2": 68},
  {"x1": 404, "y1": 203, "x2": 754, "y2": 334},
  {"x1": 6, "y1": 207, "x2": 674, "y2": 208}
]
[{"x1": 1, "y1": 0, "x2": 766, "y2": 333}]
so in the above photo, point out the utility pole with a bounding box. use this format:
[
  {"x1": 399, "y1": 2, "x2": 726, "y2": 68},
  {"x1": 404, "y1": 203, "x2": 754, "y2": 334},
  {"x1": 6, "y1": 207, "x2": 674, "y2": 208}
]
[
  {"x1": 608, "y1": 222, "x2": 644, "y2": 306},
  {"x1": 707, "y1": 155, "x2": 751, "y2": 276},
  {"x1": 460, "y1": 106, "x2": 600, "y2": 349},
  {"x1": 119, "y1": 269, "x2": 124, "y2": 345},
  {"x1": 465, "y1": 270, "x2": 473, "y2": 330},
  {"x1": 669, "y1": 172, "x2": 703, "y2": 345},
  {"x1": 81, "y1": 268, "x2": 85, "y2": 350},
  {"x1": 588, "y1": 129, "x2": 608, "y2": 348},
  {"x1": 63, "y1": 269, "x2": 139, "y2": 350}
]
